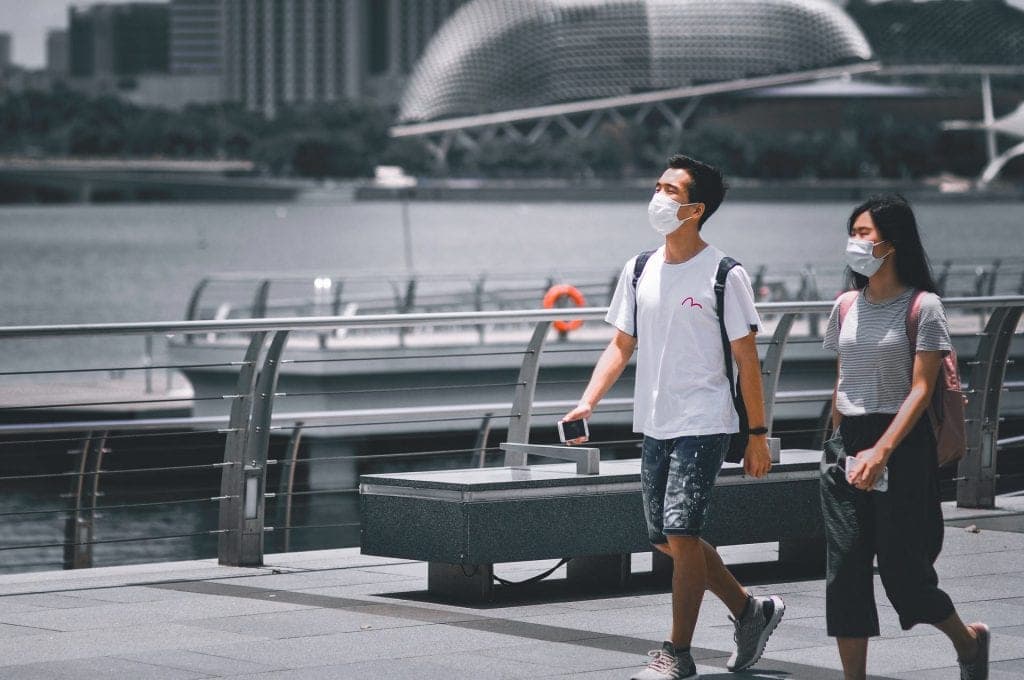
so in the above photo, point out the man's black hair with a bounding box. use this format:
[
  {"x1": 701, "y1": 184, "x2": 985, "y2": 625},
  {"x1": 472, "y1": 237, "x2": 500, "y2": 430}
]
[{"x1": 667, "y1": 154, "x2": 727, "y2": 229}]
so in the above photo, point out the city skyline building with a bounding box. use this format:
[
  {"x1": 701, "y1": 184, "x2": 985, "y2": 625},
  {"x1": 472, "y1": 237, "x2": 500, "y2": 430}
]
[
  {"x1": 222, "y1": 0, "x2": 467, "y2": 118},
  {"x1": 0, "y1": 33, "x2": 12, "y2": 73},
  {"x1": 68, "y1": 3, "x2": 170, "y2": 80},
  {"x1": 46, "y1": 30, "x2": 69, "y2": 78},
  {"x1": 170, "y1": 0, "x2": 223, "y2": 75}
]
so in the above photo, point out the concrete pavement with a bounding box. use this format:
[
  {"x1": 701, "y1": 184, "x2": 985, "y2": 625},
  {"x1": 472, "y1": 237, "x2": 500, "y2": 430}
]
[{"x1": 1, "y1": 496, "x2": 1024, "y2": 679}]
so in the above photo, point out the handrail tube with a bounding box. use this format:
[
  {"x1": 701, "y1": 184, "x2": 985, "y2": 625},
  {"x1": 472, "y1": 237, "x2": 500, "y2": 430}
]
[
  {"x1": 0, "y1": 296, "x2": 1021, "y2": 338},
  {"x1": 0, "y1": 379, "x2": 1020, "y2": 436}
]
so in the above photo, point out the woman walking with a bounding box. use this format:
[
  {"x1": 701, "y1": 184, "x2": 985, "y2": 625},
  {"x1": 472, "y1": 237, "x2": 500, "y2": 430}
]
[{"x1": 820, "y1": 194, "x2": 989, "y2": 680}]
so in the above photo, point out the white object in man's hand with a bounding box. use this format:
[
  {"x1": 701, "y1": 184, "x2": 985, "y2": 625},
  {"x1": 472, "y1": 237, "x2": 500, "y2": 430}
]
[{"x1": 559, "y1": 402, "x2": 593, "y2": 444}]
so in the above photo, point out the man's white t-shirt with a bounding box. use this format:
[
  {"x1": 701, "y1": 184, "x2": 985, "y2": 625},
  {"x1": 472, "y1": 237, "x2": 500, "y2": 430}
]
[{"x1": 606, "y1": 245, "x2": 761, "y2": 439}]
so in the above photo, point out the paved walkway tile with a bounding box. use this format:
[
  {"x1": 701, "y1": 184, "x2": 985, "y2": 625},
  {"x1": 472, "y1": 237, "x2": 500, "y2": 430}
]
[{"x1": 1, "y1": 504, "x2": 1023, "y2": 679}]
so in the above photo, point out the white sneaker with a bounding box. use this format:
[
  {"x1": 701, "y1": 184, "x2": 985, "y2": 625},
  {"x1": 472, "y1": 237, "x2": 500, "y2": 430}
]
[{"x1": 631, "y1": 641, "x2": 698, "y2": 680}]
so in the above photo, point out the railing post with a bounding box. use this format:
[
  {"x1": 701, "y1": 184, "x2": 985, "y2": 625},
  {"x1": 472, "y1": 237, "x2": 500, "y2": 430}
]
[
  {"x1": 251, "y1": 280, "x2": 271, "y2": 319},
  {"x1": 235, "y1": 330, "x2": 290, "y2": 566},
  {"x1": 276, "y1": 421, "x2": 304, "y2": 554},
  {"x1": 185, "y1": 277, "x2": 211, "y2": 323},
  {"x1": 474, "y1": 413, "x2": 494, "y2": 467},
  {"x1": 958, "y1": 305, "x2": 1022, "y2": 508},
  {"x1": 217, "y1": 331, "x2": 267, "y2": 566},
  {"x1": 505, "y1": 321, "x2": 551, "y2": 463},
  {"x1": 799, "y1": 266, "x2": 821, "y2": 336},
  {"x1": 761, "y1": 312, "x2": 797, "y2": 438},
  {"x1": 474, "y1": 274, "x2": 487, "y2": 342},
  {"x1": 143, "y1": 334, "x2": 154, "y2": 394},
  {"x1": 64, "y1": 432, "x2": 95, "y2": 569}
]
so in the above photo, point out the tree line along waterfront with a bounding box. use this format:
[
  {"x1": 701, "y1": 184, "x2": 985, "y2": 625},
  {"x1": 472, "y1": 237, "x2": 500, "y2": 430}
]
[{"x1": 0, "y1": 87, "x2": 1018, "y2": 183}]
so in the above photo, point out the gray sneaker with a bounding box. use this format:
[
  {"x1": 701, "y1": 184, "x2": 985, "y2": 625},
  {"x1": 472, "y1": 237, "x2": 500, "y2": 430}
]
[
  {"x1": 726, "y1": 595, "x2": 785, "y2": 672},
  {"x1": 631, "y1": 641, "x2": 698, "y2": 680},
  {"x1": 959, "y1": 622, "x2": 990, "y2": 680}
]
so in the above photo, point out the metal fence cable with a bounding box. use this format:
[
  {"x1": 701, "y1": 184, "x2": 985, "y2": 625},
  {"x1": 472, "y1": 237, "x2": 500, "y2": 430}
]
[
  {"x1": 0, "y1": 461, "x2": 232, "y2": 482},
  {"x1": 0, "y1": 529, "x2": 227, "y2": 552},
  {"x1": 0, "y1": 361, "x2": 251, "y2": 377}
]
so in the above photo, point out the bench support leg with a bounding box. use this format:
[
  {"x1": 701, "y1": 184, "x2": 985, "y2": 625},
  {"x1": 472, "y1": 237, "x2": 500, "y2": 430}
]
[
  {"x1": 567, "y1": 554, "x2": 630, "y2": 591},
  {"x1": 428, "y1": 562, "x2": 493, "y2": 602},
  {"x1": 779, "y1": 537, "x2": 826, "y2": 573}
]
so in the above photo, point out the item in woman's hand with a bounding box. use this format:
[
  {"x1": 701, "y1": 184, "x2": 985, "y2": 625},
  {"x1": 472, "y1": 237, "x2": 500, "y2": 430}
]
[{"x1": 844, "y1": 455, "x2": 888, "y2": 492}]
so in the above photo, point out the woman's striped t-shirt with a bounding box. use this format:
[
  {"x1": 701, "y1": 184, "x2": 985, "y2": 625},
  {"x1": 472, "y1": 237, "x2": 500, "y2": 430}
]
[{"x1": 823, "y1": 288, "x2": 952, "y2": 416}]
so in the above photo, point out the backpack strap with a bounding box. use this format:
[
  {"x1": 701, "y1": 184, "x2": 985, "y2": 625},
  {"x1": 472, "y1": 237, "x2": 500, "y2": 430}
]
[
  {"x1": 715, "y1": 256, "x2": 742, "y2": 399},
  {"x1": 631, "y1": 249, "x2": 655, "y2": 338},
  {"x1": 903, "y1": 289, "x2": 948, "y2": 437},
  {"x1": 836, "y1": 290, "x2": 859, "y2": 329},
  {"x1": 905, "y1": 289, "x2": 925, "y2": 351}
]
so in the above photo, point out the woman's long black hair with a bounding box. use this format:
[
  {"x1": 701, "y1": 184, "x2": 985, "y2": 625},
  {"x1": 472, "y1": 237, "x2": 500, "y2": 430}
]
[{"x1": 846, "y1": 193, "x2": 939, "y2": 293}]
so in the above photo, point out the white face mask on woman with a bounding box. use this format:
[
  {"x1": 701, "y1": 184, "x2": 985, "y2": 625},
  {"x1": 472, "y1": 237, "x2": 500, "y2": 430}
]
[
  {"x1": 845, "y1": 237, "x2": 891, "y2": 277},
  {"x1": 647, "y1": 192, "x2": 699, "y2": 235}
]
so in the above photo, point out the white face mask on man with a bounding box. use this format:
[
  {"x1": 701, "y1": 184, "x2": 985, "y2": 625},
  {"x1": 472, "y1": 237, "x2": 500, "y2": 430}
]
[
  {"x1": 647, "y1": 192, "x2": 699, "y2": 235},
  {"x1": 845, "y1": 237, "x2": 892, "y2": 277}
]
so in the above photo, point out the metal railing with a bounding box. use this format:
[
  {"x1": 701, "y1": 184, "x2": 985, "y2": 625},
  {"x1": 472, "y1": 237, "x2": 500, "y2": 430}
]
[
  {"x1": 182, "y1": 258, "x2": 1024, "y2": 326},
  {"x1": 0, "y1": 297, "x2": 1021, "y2": 571}
]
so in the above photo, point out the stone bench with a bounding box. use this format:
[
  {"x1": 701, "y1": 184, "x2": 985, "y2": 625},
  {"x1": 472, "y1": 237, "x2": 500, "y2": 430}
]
[{"x1": 359, "y1": 445, "x2": 824, "y2": 601}]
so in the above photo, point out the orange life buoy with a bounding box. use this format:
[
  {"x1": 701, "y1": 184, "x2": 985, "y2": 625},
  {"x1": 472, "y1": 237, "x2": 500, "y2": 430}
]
[{"x1": 543, "y1": 284, "x2": 586, "y2": 333}]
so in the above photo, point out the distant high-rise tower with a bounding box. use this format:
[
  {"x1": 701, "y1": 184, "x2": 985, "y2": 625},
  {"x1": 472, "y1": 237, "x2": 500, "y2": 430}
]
[
  {"x1": 46, "y1": 30, "x2": 69, "y2": 77},
  {"x1": 223, "y1": 0, "x2": 467, "y2": 118},
  {"x1": 68, "y1": 3, "x2": 169, "y2": 79},
  {"x1": 0, "y1": 33, "x2": 12, "y2": 72},
  {"x1": 170, "y1": 0, "x2": 223, "y2": 75}
]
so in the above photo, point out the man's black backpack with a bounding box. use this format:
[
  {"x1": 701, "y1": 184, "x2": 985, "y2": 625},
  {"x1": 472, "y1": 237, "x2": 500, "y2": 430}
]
[{"x1": 632, "y1": 251, "x2": 749, "y2": 464}]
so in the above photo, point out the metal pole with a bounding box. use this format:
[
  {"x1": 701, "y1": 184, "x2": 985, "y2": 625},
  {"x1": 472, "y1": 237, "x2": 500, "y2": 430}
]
[
  {"x1": 280, "y1": 421, "x2": 304, "y2": 553},
  {"x1": 251, "y1": 280, "x2": 271, "y2": 319},
  {"x1": 63, "y1": 432, "x2": 94, "y2": 570},
  {"x1": 185, "y1": 277, "x2": 211, "y2": 324},
  {"x1": 235, "y1": 330, "x2": 290, "y2": 566},
  {"x1": 958, "y1": 306, "x2": 1023, "y2": 508},
  {"x1": 981, "y1": 73, "x2": 997, "y2": 165},
  {"x1": 505, "y1": 321, "x2": 551, "y2": 457},
  {"x1": 474, "y1": 413, "x2": 493, "y2": 467},
  {"x1": 143, "y1": 335, "x2": 154, "y2": 394},
  {"x1": 760, "y1": 312, "x2": 796, "y2": 438},
  {"x1": 85, "y1": 432, "x2": 109, "y2": 567},
  {"x1": 217, "y1": 332, "x2": 267, "y2": 566}
]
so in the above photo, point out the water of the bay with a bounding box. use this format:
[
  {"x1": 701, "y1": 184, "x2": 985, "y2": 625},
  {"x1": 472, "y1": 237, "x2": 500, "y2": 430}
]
[{"x1": 0, "y1": 196, "x2": 1020, "y2": 572}]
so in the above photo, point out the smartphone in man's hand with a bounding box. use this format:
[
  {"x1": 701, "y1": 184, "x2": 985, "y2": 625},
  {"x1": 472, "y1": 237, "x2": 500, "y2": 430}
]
[{"x1": 557, "y1": 418, "x2": 589, "y2": 443}]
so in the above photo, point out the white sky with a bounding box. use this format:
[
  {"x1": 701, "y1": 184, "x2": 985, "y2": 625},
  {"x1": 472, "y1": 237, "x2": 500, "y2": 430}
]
[{"x1": 3, "y1": 0, "x2": 1024, "y2": 69}]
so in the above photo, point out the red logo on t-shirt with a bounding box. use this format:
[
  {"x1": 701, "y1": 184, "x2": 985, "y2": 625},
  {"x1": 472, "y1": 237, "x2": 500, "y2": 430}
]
[{"x1": 680, "y1": 296, "x2": 703, "y2": 309}]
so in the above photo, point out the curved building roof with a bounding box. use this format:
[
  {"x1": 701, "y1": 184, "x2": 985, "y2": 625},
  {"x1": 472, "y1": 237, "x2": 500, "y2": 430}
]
[
  {"x1": 398, "y1": 0, "x2": 873, "y2": 123},
  {"x1": 848, "y1": 0, "x2": 1024, "y2": 66}
]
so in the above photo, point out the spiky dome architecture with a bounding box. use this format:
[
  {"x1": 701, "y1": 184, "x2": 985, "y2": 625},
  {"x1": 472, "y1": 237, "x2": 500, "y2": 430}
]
[{"x1": 398, "y1": 0, "x2": 873, "y2": 122}]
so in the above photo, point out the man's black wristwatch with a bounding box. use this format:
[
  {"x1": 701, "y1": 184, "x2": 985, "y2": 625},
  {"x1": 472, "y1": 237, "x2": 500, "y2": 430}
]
[{"x1": 748, "y1": 426, "x2": 769, "y2": 435}]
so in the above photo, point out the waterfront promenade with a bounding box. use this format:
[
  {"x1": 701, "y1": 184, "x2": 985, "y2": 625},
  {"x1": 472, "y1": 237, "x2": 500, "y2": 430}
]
[{"x1": 1, "y1": 497, "x2": 1023, "y2": 679}]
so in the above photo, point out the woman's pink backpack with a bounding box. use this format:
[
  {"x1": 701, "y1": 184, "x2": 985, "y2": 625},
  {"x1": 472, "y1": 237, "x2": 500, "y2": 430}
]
[{"x1": 837, "y1": 290, "x2": 967, "y2": 467}]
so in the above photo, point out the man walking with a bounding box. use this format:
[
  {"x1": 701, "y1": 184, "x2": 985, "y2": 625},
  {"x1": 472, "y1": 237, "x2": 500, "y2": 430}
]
[{"x1": 562, "y1": 154, "x2": 784, "y2": 679}]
